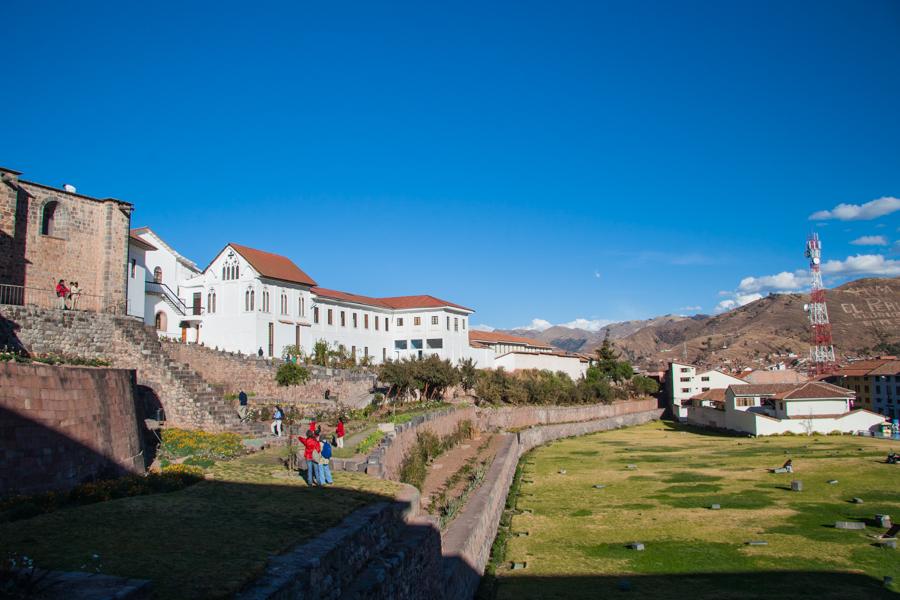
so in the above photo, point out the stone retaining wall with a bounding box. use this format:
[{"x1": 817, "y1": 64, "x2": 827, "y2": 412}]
[
  {"x1": 235, "y1": 485, "x2": 444, "y2": 600},
  {"x1": 0, "y1": 361, "x2": 144, "y2": 495},
  {"x1": 476, "y1": 397, "x2": 658, "y2": 430},
  {"x1": 160, "y1": 341, "x2": 376, "y2": 409},
  {"x1": 440, "y1": 407, "x2": 664, "y2": 599}
]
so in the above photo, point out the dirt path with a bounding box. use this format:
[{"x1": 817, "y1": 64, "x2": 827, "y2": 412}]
[{"x1": 419, "y1": 433, "x2": 504, "y2": 509}]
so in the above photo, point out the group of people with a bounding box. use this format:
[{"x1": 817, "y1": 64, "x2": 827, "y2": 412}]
[
  {"x1": 298, "y1": 419, "x2": 340, "y2": 486},
  {"x1": 54, "y1": 279, "x2": 82, "y2": 310}
]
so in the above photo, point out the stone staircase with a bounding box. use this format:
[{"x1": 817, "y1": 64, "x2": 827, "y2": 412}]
[{"x1": 111, "y1": 318, "x2": 266, "y2": 434}]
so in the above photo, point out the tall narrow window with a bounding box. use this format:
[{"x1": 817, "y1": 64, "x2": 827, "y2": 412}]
[
  {"x1": 154, "y1": 267, "x2": 163, "y2": 283},
  {"x1": 207, "y1": 292, "x2": 211, "y2": 312},
  {"x1": 431, "y1": 316, "x2": 439, "y2": 325},
  {"x1": 340, "y1": 311, "x2": 346, "y2": 327},
  {"x1": 462, "y1": 319, "x2": 466, "y2": 330},
  {"x1": 364, "y1": 314, "x2": 369, "y2": 329},
  {"x1": 41, "y1": 201, "x2": 60, "y2": 236},
  {"x1": 131, "y1": 259, "x2": 136, "y2": 278},
  {"x1": 375, "y1": 316, "x2": 380, "y2": 330},
  {"x1": 222, "y1": 266, "x2": 226, "y2": 280},
  {"x1": 299, "y1": 297, "x2": 305, "y2": 317},
  {"x1": 352, "y1": 313, "x2": 358, "y2": 328},
  {"x1": 327, "y1": 309, "x2": 333, "y2": 325},
  {"x1": 250, "y1": 290, "x2": 255, "y2": 311},
  {"x1": 454, "y1": 318, "x2": 458, "y2": 331},
  {"x1": 414, "y1": 317, "x2": 421, "y2": 326},
  {"x1": 211, "y1": 291, "x2": 216, "y2": 313},
  {"x1": 446, "y1": 316, "x2": 450, "y2": 331},
  {"x1": 281, "y1": 293, "x2": 287, "y2": 315},
  {"x1": 313, "y1": 306, "x2": 319, "y2": 324},
  {"x1": 245, "y1": 290, "x2": 250, "y2": 311},
  {"x1": 386, "y1": 318, "x2": 390, "y2": 332}
]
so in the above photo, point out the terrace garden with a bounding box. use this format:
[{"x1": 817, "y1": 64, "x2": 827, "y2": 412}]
[{"x1": 483, "y1": 421, "x2": 900, "y2": 600}]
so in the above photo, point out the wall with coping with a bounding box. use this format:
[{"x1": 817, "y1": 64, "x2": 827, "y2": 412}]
[
  {"x1": 160, "y1": 341, "x2": 375, "y2": 408},
  {"x1": 0, "y1": 361, "x2": 144, "y2": 495},
  {"x1": 477, "y1": 397, "x2": 658, "y2": 431}
]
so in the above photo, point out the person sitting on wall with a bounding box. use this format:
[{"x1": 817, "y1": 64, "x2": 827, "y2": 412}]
[
  {"x1": 55, "y1": 279, "x2": 70, "y2": 309},
  {"x1": 771, "y1": 458, "x2": 793, "y2": 473}
]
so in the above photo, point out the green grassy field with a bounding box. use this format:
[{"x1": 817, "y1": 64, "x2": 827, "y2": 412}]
[
  {"x1": 489, "y1": 421, "x2": 900, "y2": 600},
  {"x1": 0, "y1": 449, "x2": 399, "y2": 599}
]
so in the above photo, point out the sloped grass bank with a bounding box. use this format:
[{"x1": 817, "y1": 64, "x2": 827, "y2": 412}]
[
  {"x1": 0, "y1": 448, "x2": 400, "y2": 599},
  {"x1": 483, "y1": 421, "x2": 900, "y2": 600}
]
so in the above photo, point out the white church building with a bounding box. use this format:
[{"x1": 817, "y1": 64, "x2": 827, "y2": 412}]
[{"x1": 131, "y1": 229, "x2": 474, "y2": 364}]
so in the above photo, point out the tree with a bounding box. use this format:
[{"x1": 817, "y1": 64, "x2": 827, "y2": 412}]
[
  {"x1": 594, "y1": 332, "x2": 634, "y2": 383},
  {"x1": 458, "y1": 357, "x2": 478, "y2": 392}
]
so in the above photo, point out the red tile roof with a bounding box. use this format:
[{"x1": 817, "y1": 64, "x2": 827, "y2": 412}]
[
  {"x1": 228, "y1": 243, "x2": 318, "y2": 286},
  {"x1": 731, "y1": 381, "x2": 854, "y2": 400},
  {"x1": 312, "y1": 289, "x2": 472, "y2": 312},
  {"x1": 690, "y1": 388, "x2": 727, "y2": 402},
  {"x1": 857, "y1": 360, "x2": 900, "y2": 377},
  {"x1": 832, "y1": 359, "x2": 895, "y2": 377},
  {"x1": 380, "y1": 295, "x2": 472, "y2": 312},
  {"x1": 312, "y1": 287, "x2": 391, "y2": 308},
  {"x1": 468, "y1": 330, "x2": 553, "y2": 349}
]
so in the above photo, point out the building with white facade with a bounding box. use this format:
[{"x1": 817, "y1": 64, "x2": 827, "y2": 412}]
[
  {"x1": 126, "y1": 233, "x2": 156, "y2": 318},
  {"x1": 686, "y1": 382, "x2": 886, "y2": 436},
  {"x1": 468, "y1": 330, "x2": 589, "y2": 379},
  {"x1": 667, "y1": 361, "x2": 746, "y2": 420}
]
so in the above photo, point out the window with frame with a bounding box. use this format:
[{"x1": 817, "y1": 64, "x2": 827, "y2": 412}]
[
  {"x1": 735, "y1": 397, "x2": 755, "y2": 407},
  {"x1": 680, "y1": 368, "x2": 690, "y2": 373},
  {"x1": 385, "y1": 318, "x2": 389, "y2": 331},
  {"x1": 313, "y1": 306, "x2": 320, "y2": 324},
  {"x1": 414, "y1": 317, "x2": 421, "y2": 326},
  {"x1": 375, "y1": 316, "x2": 379, "y2": 330},
  {"x1": 364, "y1": 314, "x2": 369, "y2": 328},
  {"x1": 341, "y1": 311, "x2": 346, "y2": 327},
  {"x1": 680, "y1": 377, "x2": 691, "y2": 382},
  {"x1": 299, "y1": 297, "x2": 305, "y2": 317},
  {"x1": 701, "y1": 376, "x2": 710, "y2": 382},
  {"x1": 426, "y1": 338, "x2": 443, "y2": 349},
  {"x1": 352, "y1": 313, "x2": 358, "y2": 328},
  {"x1": 462, "y1": 319, "x2": 466, "y2": 330},
  {"x1": 131, "y1": 259, "x2": 136, "y2": 278},
  {"x1": 395, "y1": 340, "x2": 408, "y2": 350},
  {"x1": 281, "y1": 294, "x2": 288, "y2": 315},
  {"x1": 454, "y1": 318, "x2": 458, "y2": 331},
  {"x1": 411, "y1": 339, "x2": 423, "y2": 349},
  {"x1": 327, "y1": 309, "x2": 333, "y2": 325},
  {"x1": 397, "y1": 318, "x2": 404, "y2": 327},
  {"x1": 446, "y1": 316, "x2": 450, "y2": 331},
  {"x1": 431, "y1": 316, "x2": 439, "y2": 325}
]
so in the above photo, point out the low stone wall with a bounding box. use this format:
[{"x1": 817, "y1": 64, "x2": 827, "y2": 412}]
[
  {"x1": 362, "y1": 407, "x2": 478, "y2": 479},
  {"x1": 477, "y1": 397, "x2": 658, "y2": 430},
  {"x1": 440, "y1": 407, "x2": 664, "y2": 599},
  {"x1": 160, "y1": 341, "x2": 376, "y2": 409},
  {"x1": 236, "y1": 485, "x2": 444, "y2": 600},
  {"x1": 0, "y1": 361, "x2": 144, "y2": 495}
]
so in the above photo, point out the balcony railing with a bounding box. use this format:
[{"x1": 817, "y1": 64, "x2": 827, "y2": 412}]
[
  {"x1": 145, "y1": 281, "x2": 194, "y2": 316},
  {"x1": 0, "y1": 283, "x2": 124, "y2": 314}
]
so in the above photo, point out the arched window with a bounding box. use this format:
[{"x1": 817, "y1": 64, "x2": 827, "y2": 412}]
[
  {"x1": 41, "y1": 201, "x2": 65, "y2": 237},
  {"x1": 222, "y1": 266, "x2": 226, "y2": 280},
  {"x1": 281, "y1": 293, "x2": 287, "y2": 315},
  {"x1": 155, "y1": 311, "x2": 167, "y2": 331},
  {"x1": 245, "y1": 290, "x2": 250, "y2": 311},
  {"x1": 234, "y1": 265, "x2": 239, "y2": 279},
  {"x1": 250, "y1": 290, "x2": 255, "y2": 311},
  {"x1": 299, "y1": 297, "x2": 305, "y2": 317},
  {"x1": 153, "y1": 267, "x2": 163, "y2": 283},
  {"x1": 211, "y1": 291, "x2": 216, "y2": 313},
  {"x1": 207, "y1": 292, "x2": 211, "y2": 312}
]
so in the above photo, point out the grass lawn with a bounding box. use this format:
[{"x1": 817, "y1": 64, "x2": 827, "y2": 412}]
[
  {"x1": 490, "y1": 421, "x2": 900, "y2": 600},
  {"x1": 0, "y1": 448, "x2": 400, "y2": 599}
]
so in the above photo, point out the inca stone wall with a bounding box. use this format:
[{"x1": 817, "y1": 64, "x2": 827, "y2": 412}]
[
  {"x1": 0, "y1": 361, "x2": 144, "y2": 495},
  {"x1": 0, "y1": 169, "x2": 131, "y2": 312},
  {"x1": 160, "y1": 341, "x2": 376, "y2": 409}
]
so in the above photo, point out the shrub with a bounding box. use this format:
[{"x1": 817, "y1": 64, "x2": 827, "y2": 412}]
[
  {"x1": 276, "y1": 363, "x2": 310, "y2": 386},
  {"x1": 356, "y1": 430, "x2": 385, "y2": 455}
]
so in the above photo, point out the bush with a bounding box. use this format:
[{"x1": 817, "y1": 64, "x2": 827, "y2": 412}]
[
  {"x1": 356, "y1": 430, "x2": 385, "y2": 455},
  {"x1": 276, "y1": 363, "x2": 310, "y2": 386}
]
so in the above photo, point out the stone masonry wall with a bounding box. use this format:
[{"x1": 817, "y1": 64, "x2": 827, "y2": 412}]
[
  {"x1": 477, "y1": 397, "x2": 659, "y2": 430},
  {"x1": 160, "y1": 341, "x2": 375, "y2": 408},
  {"x1": 0, "y1": 171, "x2": 131, "y2": 312},
  {"x1": 0, "y1": 361, "x2": 144, "y2": 495}
]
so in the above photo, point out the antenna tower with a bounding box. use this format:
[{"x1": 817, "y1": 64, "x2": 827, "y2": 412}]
[{"x1": 804, "y1": 233, "x2": 835, "y2": 377}]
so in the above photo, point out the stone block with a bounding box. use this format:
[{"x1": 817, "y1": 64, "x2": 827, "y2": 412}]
[
  {"x1": 745, "y1": 540, "x2": 768, "y2": 546},
  {"x1": 791, "y1": 480, "x2": 802, "y2": 492},
  {"x1": 875, "y1": 514, "x2": 892, "y2": 529},
  {"x1": 628, "y1": 542, "x2": 645, "y2": 551},
  {"x1": 834, "y1": 521, "x2": 866, "y2": 530}
]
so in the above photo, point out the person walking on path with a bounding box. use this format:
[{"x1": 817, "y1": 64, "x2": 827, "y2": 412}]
[
  {"x1": 55, "y1": 279, "x2": 69, "y2": 309},
  {"x1": 237, "y1": 390, "x2": 249, "y2": 422},
  {"x1": 335, "y1": 418, "x2": 345, "y2": 448},
  {"x1": 271, "y1": 405, "x2": 284, "y2": 437},
  {"x1": 318, "y1": 434, "x2": 334, "y2": 485},
  {"x1": 299, "y1": 431, "x2": 321, "y2": 486}
]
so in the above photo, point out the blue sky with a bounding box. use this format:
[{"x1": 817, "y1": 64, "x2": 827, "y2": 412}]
[{"x1": 3, "y1": 1, "x2": 898, "y2": 331}]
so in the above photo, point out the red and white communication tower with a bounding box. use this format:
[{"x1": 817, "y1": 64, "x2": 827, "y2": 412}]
[{"x1": 804, "y1": 232, "x2": 836, "y2": 377}]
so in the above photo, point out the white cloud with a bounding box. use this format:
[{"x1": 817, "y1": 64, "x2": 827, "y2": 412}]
[
  {"x1": 471, "y1": 324, "x2": 495, "y2": 332},
  {"x1": 737, "y1": 271, "x2": 810, "y2": 294},
  {"x1": 821, "y1": 254, "x2": 900, "y2": 277},
  {"x1": 715, "y1": 292, "x2": 763, "y2": 313},
  {"x1": 680, "y1": 305, "x2": 702, "y2": 311},
  {"x1": 594, "y1": 271, "x2": 601, "y2": 279},
  {"x1": 809, "y1": 196, "x2": 900, "y2": 221},
  {"x1": 850, "y1": 235, "x2": 888, "y2": 246},
  {"x1": 560, "y1": 318, "x2": 612, "y2": 332},
  {"x1": 516, "y1": 318, "x2": 553, "y2": 331}
]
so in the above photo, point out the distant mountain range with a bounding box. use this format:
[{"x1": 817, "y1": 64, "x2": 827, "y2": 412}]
[{"x1": 496, "y1": 277, "x2": 900, "y2": 371}]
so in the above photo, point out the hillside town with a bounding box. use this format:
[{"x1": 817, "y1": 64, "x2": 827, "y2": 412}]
[{"x1": 3, "y1": 4, "x2": 900, "y2": 598}]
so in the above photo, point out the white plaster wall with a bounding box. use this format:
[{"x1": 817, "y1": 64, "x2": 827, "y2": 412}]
[
  {"x1": 493, "y1": 352, "x2": 587, "y2": 380},
  {"x1": 782, "y1": 399, "x2": 849, "y2": 418},
  {"x1": 126, "y1": 244, "x2": 147, "y2": 318}
]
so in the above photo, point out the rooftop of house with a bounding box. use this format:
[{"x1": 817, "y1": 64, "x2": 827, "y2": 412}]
[
  {"x1": 832, "y1": 358, "x2": 900, "y2": 377},
  {"x1": 690, "y1": 388, "x2": 728, "y2": 402},
  {"x1": 128, "y1": 234, "x2": 157, "y2": 251},
  {"x1": 468, "y1": 330, "x2": 553, "y2": 349},
  {"x1": 132, "y1": 227, "x2": 200, "y2": 271},
  {"x1": 225, "y1": 243, "x2": 319, "y2": 287},
  {"x1": 736, "y1": 369, "x2": 809, "y2": 384},
  {"x1": 730, "y1": 381, "x2": 854, "y2": 400}
]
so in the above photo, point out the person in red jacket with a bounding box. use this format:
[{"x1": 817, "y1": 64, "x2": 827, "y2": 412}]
[
  {"x1": 55, "y1": 279, "x2": 70, "y2": 310},
  {"x1": 299, "y1": 430, "x2": 321, "y2": 486},
  {"x1": 335, "y1": 418, "x2": 345, "y2": 448},
  {"x1": 308, "y1": 419, "x2": 317, "y2": 433}
]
